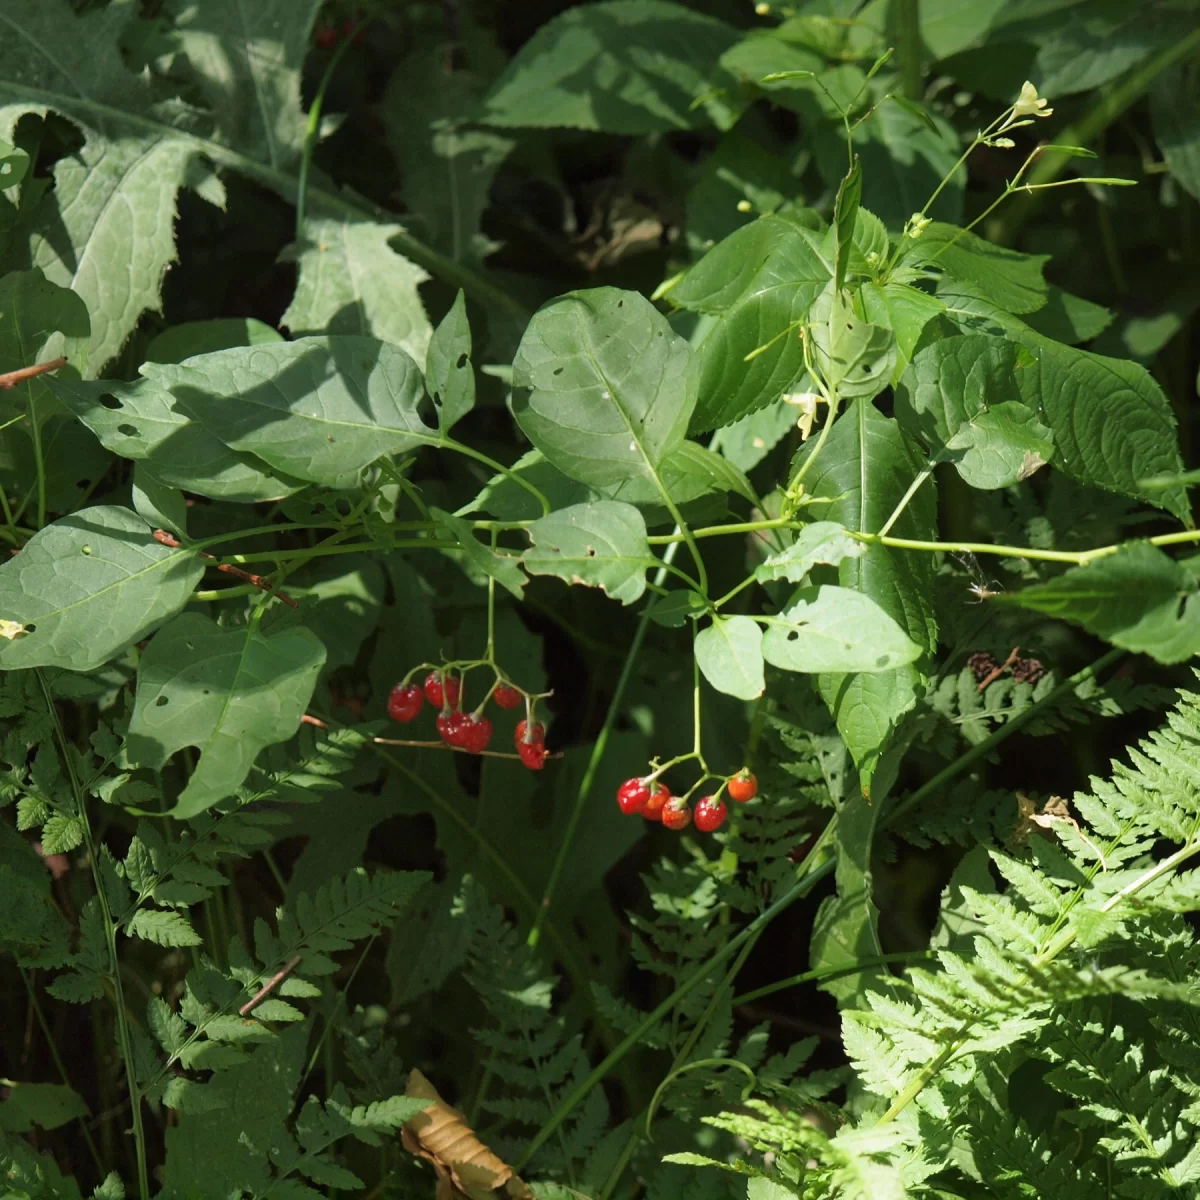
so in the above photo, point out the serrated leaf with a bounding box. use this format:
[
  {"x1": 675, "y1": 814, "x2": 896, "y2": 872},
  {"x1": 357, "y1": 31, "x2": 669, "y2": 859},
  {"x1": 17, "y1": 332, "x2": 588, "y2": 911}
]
[
  {"x1": 48, "y1": 374, "x2": 306, "y2": 503},
  {"x1": 833, "y1": 158, "x2": 862, "y2": 293},
  {"x1": 810, "y1": 285, "x2": 896, "y2": 401},
  {"x1": 0, "y1": 506, "x2": 204, "y2": 671},
  {"x1": 695, "y1": 615, "x2": 765, "y2": 700},
  {"x1": 858, "y1": 281, "x2": 945, "y2": 381},
  {"x1": 147, "y1": 995, "x2": 188, "y2": 1056},
  {"x1": 39, "y1": 814, "x2": 83, "y2": 856},
  {"x1": 672, "y1": 214, "x2": 830, "y2": 432},
  {"x1": 1022, "y1": 285, "x2": 1114, "y2": 346},
  {"x1": 762, "y1": 586, "x2": 921, "y2": 674},
  {"x1": 434, "y1": 508, "x2": 526, "y2": 599},
  {"x1": 425, "y1": 291, "x2": 475, "y2": 432},
  {"x1": 481, "y1": 0, "x2": 742, "y2": 134},
  {"x1": 998, "y1": 542, "x2": 1200, "y2": 664},
  {"x1": 755, "y1": 521, "x2": 864, "y2": 583},
  {"x1": 512, "y1": 287, "x2": 696, "y2": 489},
  {"x1": 281, "y1": 218, "x2": 432, "y2": 367},
  {"x1": 127, "y1": 613, "x2": 326, "y2": 819},
  {"x1": 913, "y1": 223, "x2": 1049, "y2": 314},
  {"x1": 523, "y1": 501, "x2": 651, "y2": 604},
  {"x1": 896, "y1": 334, "x2": 1053, "y2": 488},
  {"x1": 126, "y1": 909, "x2": 202, "y2": 948}
]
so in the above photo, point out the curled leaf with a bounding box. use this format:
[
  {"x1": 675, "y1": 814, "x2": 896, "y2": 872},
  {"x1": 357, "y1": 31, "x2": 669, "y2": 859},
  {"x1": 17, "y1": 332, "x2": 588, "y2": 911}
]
[{"x1": 401, "y1": 1070, "x2": 532, "y2": 1200}]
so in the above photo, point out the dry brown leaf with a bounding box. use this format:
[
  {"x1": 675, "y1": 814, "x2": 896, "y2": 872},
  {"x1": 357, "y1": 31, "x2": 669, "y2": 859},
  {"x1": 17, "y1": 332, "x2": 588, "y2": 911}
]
[{"x1": 402, "y1": 1069, "x2": 533, "y2": 1200}]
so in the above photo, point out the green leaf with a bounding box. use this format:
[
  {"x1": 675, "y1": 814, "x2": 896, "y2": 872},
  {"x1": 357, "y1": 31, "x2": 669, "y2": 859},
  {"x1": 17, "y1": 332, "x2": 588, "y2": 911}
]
[
  {"x1": 917, "y1": 0, "x2": 1010, "y2": 57},
  {"x1": 762, "y1": 585, "x2": 921, "y2": 674},
  {"x1": 145, "y1": 318, "x2": 284, "y2": 364},
  {"x1": 755, "y1": 521, "x2": 865, "y2": 583},
  {"x1": 0, "y1": 138, "x2": 29, "y2": 190},
  {"x1": 716, "y1": 398, "x2": 798, "y2": 472},
  {"x1": 809, "y1": 285, "x2": 896, "y2": 401},
  {"x1": 39, "y1": 814, "x2": 83, "y2": 856},
  {"x1": 424, "y1": 291, "x2": 475, "y2": 433},
  {"x1": 1153, "y1": 65, "x2": 1200, "y2": 203},
  {"x1": 280, "y1": 218, "x2": 432, "y2": 366},
  {"x1": 896, "y1": 334, "x2": 1053, "y2": 488},
  {"x1": 606, "y1": 441, "x2": 759, "y2": 510},
  {"x1": 997, "y1": 543, "x2": 1200, "y2": 664},
  {"x1": 940, "y1": 282, "x2": 1190, "y2": 522},
  {"x1": 795, "y1": 403, "x2": 938, "y2": 793},
  {"x1": 434, "y1": 508, "x2": 527, "y2": 600},
  {"x1": 0, "y1": 269, "x2": 91, "y2": 423},
  {"x1": 0, "y1": 1083, "x2": 88, "y2": 1133},
  {"x1": 126, "y1": 909, "x2": 203, "y2": 948},
  {"x1": 912, "y1": 223, "x2": 1050, "y2": 314},
  {"x1": 833, "y1": 158, "x2": 863, "y2": 293},
  {"x1": 672, "y1": 214, "x2": 830, "y2": 432},
  {"x1": 127, "y1": 613, "x2": 326, "y2": 819},
  {"x1": 481, "y1": 0, "x2": 743, "y2": 134},
  {"x1": 164, "y1": 0, "x2": 323, "y2": 168},
  {"x1": 132, "y1": 466, "x2": 188, "y2": 538},
  {"x1": 858, "y1": 281, "x2": 946, "y2": 382},
  {"x1": 512, "y1": 288, "x2": 696, "y2": 489},
  {"x1": 523, "y1": 501, "x2": 652, "y2": 605},
  {"x1": 0, "y1": 506, "x2": 204, "y2": 671},
  {"x1": 695, "y1": 615, "x2": 765, "y2": 700},
  {"x1": 146, "y1": 337, "x2": 432, "y2": 488},
  {"x1": 1022, "y1": 286, "x2": 1114, "y2": 345},
  {"x1": 48, "y1": 374, "x2": 306, "y2": 503}
]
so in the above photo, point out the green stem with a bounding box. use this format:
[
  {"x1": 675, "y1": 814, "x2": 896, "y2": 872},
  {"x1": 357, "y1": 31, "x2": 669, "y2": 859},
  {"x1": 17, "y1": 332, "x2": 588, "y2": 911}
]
[
  {"x1": 526, "y1": 540, "x2": 682, "y2": 949},
  {"x1": 894, "y1": 0, "x2": 922, "y2": 101},
  {"x1": 733, "y1": 950, "x2": 936, "y2": 1005},
  {"x1": 35, "y1": 670, "x2": 150, "y2": 1200},
  {"x1": 884, "y1": 646, "x2": 1125, "y2": 829},
  {"x1": 877, "y1": 461, "x2": 936, "y2": 538}
]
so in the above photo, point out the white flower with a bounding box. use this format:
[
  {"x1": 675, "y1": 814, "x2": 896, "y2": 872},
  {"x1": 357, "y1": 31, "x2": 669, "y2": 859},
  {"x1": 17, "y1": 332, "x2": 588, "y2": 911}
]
[
  {"x1": 0, "y1": 619, "x2": 27, "y2": 640},
  {"x1": 782, "y1": 390, "x2": 825, "y2": 440},
  {"x1": 1012, "y1": 81, "x2": 1053, "y2": 119},
  {"x1": 903, "y1": 212, "x2": 931, "y2": 240},
  {"x1": 991, "y1": 136, "x2": 1016, "y2": 148}
]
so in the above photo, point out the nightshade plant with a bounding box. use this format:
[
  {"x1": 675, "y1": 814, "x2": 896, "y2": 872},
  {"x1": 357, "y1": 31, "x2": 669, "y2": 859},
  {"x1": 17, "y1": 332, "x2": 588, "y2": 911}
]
[{"x1": 3, "y1": 2, "x2": 1200, "y2": 1198}]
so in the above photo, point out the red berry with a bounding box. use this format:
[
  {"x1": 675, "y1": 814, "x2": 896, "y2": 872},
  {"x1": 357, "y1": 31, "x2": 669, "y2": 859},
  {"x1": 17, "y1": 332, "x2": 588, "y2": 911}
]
[
  {"x1": 387, "y1": 682, "x2": 423, "y2": 723},
  {"x1": 694, "y1": 795, "x2": 728, "y2": 833},
  {"x1": 661, "y1": 797, "x2": 692, "y2": 831},
  {"x1": 727, "y1": 771, "x2": 758, "y2": 803},
  {"x1": 459, "y1": 714, "x2": 493, "y2": 754},
  {"x1": 617, "y1": 777, "x2": 650, "y2": 815},
  {"x1": 424, "y1": 670, "x2": 460, "y2": 710},
  {"x1": 494, "y1": 683, "x2": 522, "y2": 709},
  {"x1": 642, "y1": 782, "x2": 671, "y2": 822},
  {"x1": 515, "y1": 719, "x2": 548, "y2": 770},
  {"x1": 436, "y1": 709, "x2": 467, "y2": 747},
  {"x1": 313, "y1": 24, "x2": 338, "y2": 48}
]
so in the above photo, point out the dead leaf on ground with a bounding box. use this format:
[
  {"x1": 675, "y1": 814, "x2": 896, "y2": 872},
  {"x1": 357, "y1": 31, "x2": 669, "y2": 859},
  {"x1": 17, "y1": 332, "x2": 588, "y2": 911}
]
[{"x1": 401, "y1": 1069, "x2": 533, "y2": 1200}]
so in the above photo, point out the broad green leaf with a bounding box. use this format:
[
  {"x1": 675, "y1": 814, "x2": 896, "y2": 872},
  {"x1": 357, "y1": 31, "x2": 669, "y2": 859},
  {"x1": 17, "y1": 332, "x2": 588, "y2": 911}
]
[
  {"x1": 695, "y1": 615, "x2": 765, "y2": 700},
  {"x1": 796, "y1": 403, "x2": 938, "y2": 793},
  {"x1": 147, "y1": 337, "x2": 432, "y2": 488},
  {"x1": 939, "y1": 282, "x2": 1190, "y2": 522},
  {"x1": 896, "y1": 334, "x2": 1053, "y2": 489},
  {"x1": 0, "y1": 138, "x2": 29, "y2": 189},
  {"x1": 717, "y1": 398, "x2": 798, "y2": 472},
  {"x1": 647, "y1": 589, "x2": 707, "y2": 628},
  {"x1": 755, "y1": 521, "x2": 864, "y2": 583},
  {"x1": 0, "y1": 506, "x2": 204, "y2": 671},
  {"x1": 290, "y1": 555, "x2": 386, "y2": 675},
  {"x1": 434, "y1": 508, "x2": 526, "y2": 600},
  {"x1": 809, "y1": 285, "x2": 896, "y2": 401},
  {"x1": 465, "y1": 449, "x2": 595, "y2": 522},
  {"x1": 762, "y1": 586, "x2": 921, "y2": 674},
  {"x1": 0, "y1": 416, "x2": 110, "y2": 520},
  {"x1": 833, "y1": 158, "x2": 863, "y2": 293},
  {"x1": 1022, "y1": 286, "x2": 1113, "y2": 345},
  {"x1": 145, "y1": 318, "x2": 284, "y2": 364},
  {"x1": 280, "y1": 218, "x2": 432, "y2": 366},
  {"x1": 164, "y1": 0, "x2": 323, "y2": 168},
  {"x1": 606, "y1": 441, "x2": 759, "y2": 510},
  {"x1": 997, "y1": 543, "x2": 1200, "y2": 664},
  {"x1": 481, "y1": 0, "x2": 742, "y2": 133},
  {"x1": 127, "y1": 613, "x2": 326, "y2": 819},
  {"x1": 859, "y1": 281, "x2": 946, "y2": 382},
  {"x1": 0, "y1": 1083, "x2": 88, "y2": 1133},
  {"x1": 132, "y1": 466, "x2": 188, "y2": 538},
  {"x1": 512, "y1": 288, "x2": 696, "y2": 489},
  {"x1": 523, "y1": 501, "x2": 652, "y2": 605},
  {"x1": 911, "y1": 223, "x2": 1049, "y2": 314},
  {"x1": 672, "y1": 214, "x2": 830, "y2": 432},
  {"x1": 0, "y1": 269, "x2": 90, "y2": 423},
  {"x1": 1153, "y1": 65, "x2": 1200, "y2": 202},
  {"x1": 424, "y1": 291, "x2": 475, "y2": 433},
  {"x1": 48, "y1": 375, "x2": 306, "y2": 503},
  {"x1": 918, "y1": 0, "x2": 1009, "y2": 57}
]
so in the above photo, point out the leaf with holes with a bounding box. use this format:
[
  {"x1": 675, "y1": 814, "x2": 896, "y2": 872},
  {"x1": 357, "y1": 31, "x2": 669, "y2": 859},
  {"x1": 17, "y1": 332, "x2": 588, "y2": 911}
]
[
  {"x1": 512, "y1": 288, "x2": 696, "y2": 489},
  {"x1": 695, "y1": 615, "x2": 765, "y2": 700},
  {"x1": 126, "y1": 613, "x2": 326, "y2": 819},
  {"x1": 762, "y1": 586, "x2": 921, "y2": 674},
  {"x1": 424, "y1": 290, "x2": 475, "y2": 433},
  {"x1": 434, "y1": 508, "x2": 527, "y2": 600},
  {"x1": 755, "y1": 521, "x2": 865, "y2": 584},
  {"x1": 523, "y1": 502, "x2": 652, "y2": 605},
  {"x1": 0, "y1": 506, "x2": 204, "y2": 671}
]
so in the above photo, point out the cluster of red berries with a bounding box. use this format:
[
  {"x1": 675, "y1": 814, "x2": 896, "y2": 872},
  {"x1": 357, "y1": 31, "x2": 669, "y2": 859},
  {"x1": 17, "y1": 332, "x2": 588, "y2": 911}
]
[
  {"x1": 313, "y1": 19, "x2": 365, "y2": 49},
  {"x1": 387, "y1": 670, "x2": 548, "y2": 770},
  {"x1": 615, "y1": 770, "x2": 758, "y2": 833}
]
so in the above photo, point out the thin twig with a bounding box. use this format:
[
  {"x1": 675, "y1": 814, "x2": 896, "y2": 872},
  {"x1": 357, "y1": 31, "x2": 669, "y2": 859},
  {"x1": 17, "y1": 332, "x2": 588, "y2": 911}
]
[
  {"x1": 239, "y1": 955, "x2": 302, "y2": 1017},
  {"x1": 0, "y1": 357, "x2": 66, "y2": 389},
  {"x1": 978, "y1": 646, "x2": 1021, "y2": 692},
  {"x1": 153, "y1": 529, "x2": 298, "y2": 608},
  {"x1": 300, "y1": 712, "x2": 562, "y2": 761}
]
